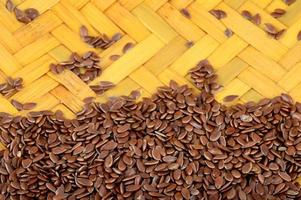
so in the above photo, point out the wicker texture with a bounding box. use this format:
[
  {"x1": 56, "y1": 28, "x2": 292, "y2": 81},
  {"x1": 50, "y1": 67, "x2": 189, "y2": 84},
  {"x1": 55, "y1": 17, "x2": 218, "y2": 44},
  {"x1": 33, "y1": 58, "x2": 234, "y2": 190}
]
[{"x1": 0, "y1": 0, "x2": 300, "y2": 120}]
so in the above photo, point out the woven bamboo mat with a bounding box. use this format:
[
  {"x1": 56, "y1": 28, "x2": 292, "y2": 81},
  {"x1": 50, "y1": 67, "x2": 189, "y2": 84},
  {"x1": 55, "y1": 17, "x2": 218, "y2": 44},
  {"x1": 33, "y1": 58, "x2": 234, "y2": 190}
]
[{"x1": 0, "y1": 0, "x2": 301, "y2": 120}]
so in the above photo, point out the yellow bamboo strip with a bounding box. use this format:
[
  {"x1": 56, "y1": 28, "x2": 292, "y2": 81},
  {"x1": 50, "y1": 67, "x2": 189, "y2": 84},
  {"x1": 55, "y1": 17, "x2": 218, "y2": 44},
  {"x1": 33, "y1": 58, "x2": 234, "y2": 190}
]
[
  {"x1": 238, "y1": 47, "x2": 286, "y2": 81},
  {"x1": 132, "y1": 3, "x2": 178, "y2": 43},
  {"x1": 105, "y1": 3, "x2": 150, "y2": 42},
  {"x1": 14, "y1": 34, "x2": 59, "y2": 65},
  {"x1": 170, "y1": 35, "x2": 219, "y2": 76},
  {"x1": 51, "y1": 85, "x2": 84, "y2": 112},
  {"x1": 144, "y1": 36, "x2": 187, "y2": 75},
  {"x1": 208, "y1": 35, "x2": 248, "y2": 69},
  {"x1": 158, "y1": 3, "x2": 205, "y2": 42},
  {"x1": 217, "y1": 2, "x2": 288, "y2": 61},
  {"x1": 90, "y1": 34, "x2": 164, "y2": 84},
  {"x1": 10, "y1": 75, "x2": 59, "y2": 102}
]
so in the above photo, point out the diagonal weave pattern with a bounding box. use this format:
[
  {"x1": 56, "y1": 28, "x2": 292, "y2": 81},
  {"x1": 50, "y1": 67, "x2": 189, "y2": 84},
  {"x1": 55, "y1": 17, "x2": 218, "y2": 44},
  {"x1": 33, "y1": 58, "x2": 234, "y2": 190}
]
[{"x1": 0, "y1": 0, "x2": 301, "y2": 120}]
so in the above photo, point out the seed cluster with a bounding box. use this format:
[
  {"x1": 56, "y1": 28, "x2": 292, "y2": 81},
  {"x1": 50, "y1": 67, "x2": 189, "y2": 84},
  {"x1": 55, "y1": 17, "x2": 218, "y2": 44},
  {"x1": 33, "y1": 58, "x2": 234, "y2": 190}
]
[
  {"x1": 90, "y1": 81, "x2": 115, "y2": 95},
  {"x1": 80, "y1": 26, "x2": 121, "y2": 50},
  {"x1": 1, "y1": 61, "x2": 301, "y2": 199},
  {"x1": 11, "y1": 99, "x2": 36, "y2": 111},
  {"x1": 6, "y1": 0, "x2": 39, "y2": 24},
  {"x1": 241, "y1": 10, "x2": 261, "y2": 25},
  {"x1": 0, "y1": 77, "x2": 23, "y2": 97},
  {"x1": 50, "y1": 51, "x2": 101, "y2": 83}
]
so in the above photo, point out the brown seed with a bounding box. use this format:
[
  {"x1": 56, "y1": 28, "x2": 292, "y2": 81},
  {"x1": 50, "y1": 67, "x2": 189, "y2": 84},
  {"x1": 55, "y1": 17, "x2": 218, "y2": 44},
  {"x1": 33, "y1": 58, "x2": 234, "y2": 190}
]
[
  {"x1": 104, "y1": 154, "x2": 113, "y2": 168},
  {"x1": 22, "y1": 102, "x2": 37, "y2": 110},
  {"x1": 252, "y1": 13, "x2": 261, "y2": 25},
  {"x1": 24, "y1": 8, "x2": 39, "y2": 20},
  {"x1": 297, "y1": 31, "x2": 301, "y2": 41},
  {"x1": 238, "y1": 188, "x2": 247, "y2": 200},
  {"x1": 209, "y1": 130, "x2": 221, "y2": 142},
  {"x1": 224, "y1": 28, "x2": 233, "y2": 38},
  {"x1": 215, "y1": 176, "x2": 224, "y2": 189},
  {"x1": 180, "y1": 9, "x2": 191, "y2": 19},
  {"x1": 101, "y1": 140, "x2": 118, "y2": 150},
  {"x1": 241, "y1": 10, "x2": 252, "y2": 20},
  {"x1": 278, "y1": 171, "x2": 291, "y2": 182},
  {"x1": 271, "y1": 8, "x2": 286, "y2": 18},
  {"x1": 117, "y1": 124, "x2": 130, "y2": 133},
  {"x1": 80, "y1": 25, "x2": 89, "y2": 38},
  {"x1": 264, "y1": 23, "x2": 277, "y2": 34},
  {"x1": 77, "y1": 178, "x2": 93, "y2": 187},
  {"x1": 275, "y1": 29, "x2": 286, "y2": 40},
  {"x1": 185, "y1": 41, "x2": 194, "y2": 48},
  {"x1": 210, "y1": 9, "x2": 227, "y2": 20},
  {"x1": 181, "y1": 187, "x2": 190, "y2": 200},
  {"x1": 52, "y1": 146, "x2": 67, "y2": 154},
  {"x1": 241, "y1": 162, "x2": 252, "y2": 174},
  {"x1": 11, "y1": 99, "x2": 23, "y2": 111},
  {"x1": 152, "y1": 146, "x2": 162, "y2": 161},
  {"x1": 122, "y1": 42, "x2": 134, "y2": 54},
  {"x1": 126, "y1": 184, "x2": 141, "y2": 192},
  {"x1": 223, "y1": 95, "x2": 238, "y2": 102},
  {"x1": 14, "y1": 8, "x2": 31, "y2": 24},
  {"x1": 6, "y1": 0, "x2": 15, "y2": 12},
  {"x1": 111, "y1": 32, "x2": 122, "y2": 41},
  {"x1": 231, "y1": 169, "x2": 241, "y2": 179},
  {"x1": 109, "y1": 54, "x2": 121, "y2": 61},
  {"x1": 22, "y1": 159, "x2": 32, "y2": 168},
  {"x1": 283, "y1": 0, "x2": 296, "y2": 5}
]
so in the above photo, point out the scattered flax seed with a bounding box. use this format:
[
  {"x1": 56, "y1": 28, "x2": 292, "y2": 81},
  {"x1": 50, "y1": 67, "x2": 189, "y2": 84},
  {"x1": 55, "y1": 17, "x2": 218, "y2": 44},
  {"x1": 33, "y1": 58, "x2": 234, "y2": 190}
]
[
  {"x1": 24, "y1": 8, "x2": 39, "y2": 20},
  {"x1": 90, "y1": 81, "x2": 115, "y2": 95},
  {"x1": 252, "y1": 13, "x2": 261, "y2": 25},
  {"x1": 79, "y1": 25, "x2": 121, "y2": 50},
  {"x1": 50, "y1": 51, "x2": 101, "y2": 83},
  {"x1": 0, "y1": 77, "x2": 23, "y2": 97},
  {"x1": 22, "y1": 102, "x2": 37, "y2": 110},
  {"x1": 14, "y1": 8, "x2": 31, "y2": 24},
  {"x1": 271, "y1": 8, "x2": 286, "y2": 18},
  {"x1": 264, "y1": 23, "x2": 278, "y2": 34},
  {"x1": 109, "y1": 54, "x2": 121, "y2": 61},
  {"x1": 180, "y1": 8, "x2": 191, "y2": 19},
  {"x1": 5, "y1": 0, "x2": 15, "y2": 12},
  {"x1": 223, "y1": 95, "x2": 239, "y2": 102},
  {"x1": 122, "y1": 42, "x2": 134, "y2": 54},
  {"x1": 275, "y1": 29, "x2": 286, "y2": 40},
  {"x1": 209, "y1": 9, "x2": 227, "y2": 20},
  {"x1": 11, "y1": 99, "x2": 23, "y2": 111},
  {"x1": 185, "y1": 41, "x2": 194, "y2": 48},
  {"x1": 297, "y1": 31, "x2": 301, "y2": 41},
  {"x1": 241, "y1": 10, "x2": 252, "y2": 20},
  {"x1": 224, "y1": 28, "x2": 233, "y2": 38},
  {"x1": 283, "y1": 0, "x2": 296, "y2": 5}
]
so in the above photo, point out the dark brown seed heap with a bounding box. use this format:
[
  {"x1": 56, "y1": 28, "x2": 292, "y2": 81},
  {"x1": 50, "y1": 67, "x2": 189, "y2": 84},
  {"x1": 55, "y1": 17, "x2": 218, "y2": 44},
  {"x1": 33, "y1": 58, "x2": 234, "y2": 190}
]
[
  {"x1": 241, "y1": 10, "x2": 261, "y2": 25},
  {"x1": 0, "y1": 77, "x2": 23, "y2": 97},
  {"x1": 1, "y1": 61, "x2": 301, "y2": 199},
  {"x1": 271, "y1": 8, "x2": 286, "y2": 18},
  {"x1": 264, "y1": 23, "x2": 286, "y2": 40},
  {"x1": 50, "y1": 51, "x2": 101, "y2": 83},
  {"x1": 80, "y1": 25, "x2": 121, "y2": 50},
  {"x1": 90, "y1": 81, "x2": 115, "y2": 95},
  {"x1": 6, "y1": 0, "x2": 39, "y2": 24},
  {"x1": 209, "y1": 9, "x2": 227, "y2": 20}
]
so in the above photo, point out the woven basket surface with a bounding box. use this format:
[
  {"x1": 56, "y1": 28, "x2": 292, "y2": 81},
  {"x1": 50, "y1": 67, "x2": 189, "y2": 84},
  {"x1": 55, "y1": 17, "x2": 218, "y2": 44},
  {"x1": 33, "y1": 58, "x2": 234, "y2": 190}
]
[
  {"x1": 0, "y1": 0, "x2": 300, "y2": 117},
  {"x1": 1, "y1": 0, "x2": 301, "y2": 183}
]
